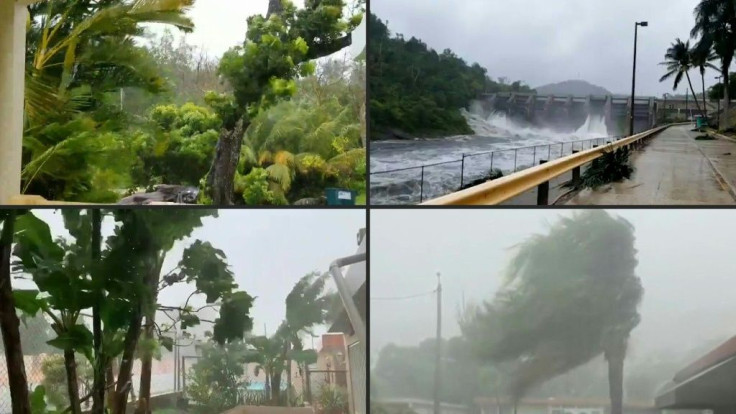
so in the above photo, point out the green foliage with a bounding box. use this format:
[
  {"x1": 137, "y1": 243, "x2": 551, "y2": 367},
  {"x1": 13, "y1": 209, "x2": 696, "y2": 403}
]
[
  {"x1": 368, "y1": 13, "x2": 533, "y2": 139},
  {"x1": 187, "y1": 341, "x2": 249, "y2": 413},
  {"x1": 577, "y1": 148, "x2": 634, "y2": 190},
  {"x1": 41, "y1": 353, "x2": 93, "y2": 410},
  {"x1": 21, "y1": 115, "x2": 137, "y2": 202},
  {"x1": 460, "y1": 210, "x2": 642, "y2": 400},
  {"x1": 132, "y1": 103, "x2": 221, "y2": 188},
  {"x1": 317, "y1": 384, "x2": 349, "y2": 414},
  {"x1": 239, "y1": 168, "x2": 286, "y2": 205},
  {"x1": 213, "y1": 291, "x2": 256, "y2": 345},
  {"x1": 708, "y1": 72, "x2": 736, "y2": 100}
]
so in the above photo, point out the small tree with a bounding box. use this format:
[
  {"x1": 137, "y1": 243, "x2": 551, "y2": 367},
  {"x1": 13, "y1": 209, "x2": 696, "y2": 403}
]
[{"x1": 187, "y1": 341, "x2": 250, "y2": 413}]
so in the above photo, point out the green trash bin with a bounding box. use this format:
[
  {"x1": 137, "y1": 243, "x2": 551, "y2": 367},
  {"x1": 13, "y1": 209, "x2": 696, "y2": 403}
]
[
  {"x1": 696, "y1": 116, "x2": 707, "y2": 129},
  {"x1": 325, "y1": 188, "x2": 356, "y2": 206}
]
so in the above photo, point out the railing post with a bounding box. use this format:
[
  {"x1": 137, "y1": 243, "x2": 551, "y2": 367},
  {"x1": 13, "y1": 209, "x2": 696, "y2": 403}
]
[
  {"x1": 460, "y1": 154, "x2": 466, "y2": 188},
  {"x1": 533, "y1": 146, "x2": 537, "y2": 165},
  {"x1": 547, "y1": 145, "x2": 551, "y2": 161},
  {"x1": 572, "y1": 150, "x2": 581, "y2": 183},
  {"x1": 419, "y1": 166, "x2": 425, "y2": 203},
  {"x1": 490, "y1": 152, "x2": 494, "y2": 172},
  {"x1": 514, "y1": 149, "x2": 518, "y2": 172},
  {"x1": 537, "y1": 160, "x2": 549, "y2": 206}
]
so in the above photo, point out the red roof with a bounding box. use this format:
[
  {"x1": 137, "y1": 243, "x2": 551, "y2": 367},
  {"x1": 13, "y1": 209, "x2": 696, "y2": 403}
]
[{"x1": 673, "y1": 335, "x2": 736, "y2": 383}]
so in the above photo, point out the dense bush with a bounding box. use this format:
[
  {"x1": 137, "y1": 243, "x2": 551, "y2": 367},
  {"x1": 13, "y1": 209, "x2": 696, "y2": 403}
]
[{"x1": 368, "y1": 13, "x2": 533, "y2": 139}]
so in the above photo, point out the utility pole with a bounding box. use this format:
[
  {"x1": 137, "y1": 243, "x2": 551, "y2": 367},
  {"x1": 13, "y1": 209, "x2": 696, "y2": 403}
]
[{"x1": 433, "y1": 272, "x2": 442, "y2": 414}]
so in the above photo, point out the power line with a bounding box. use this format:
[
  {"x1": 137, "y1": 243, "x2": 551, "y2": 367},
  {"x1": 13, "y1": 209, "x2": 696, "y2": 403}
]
[{"x1": 370, "y1": 289, "x2": 436, "y2": 301}]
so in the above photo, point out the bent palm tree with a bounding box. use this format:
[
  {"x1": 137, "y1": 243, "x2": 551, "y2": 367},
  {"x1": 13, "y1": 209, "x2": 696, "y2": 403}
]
[
  {"x1": 691, "y1": 0, "x2": 736, "y2": 129},
  {"x1": 659, "y1": 39, "x2": 704, "y2": 118},
  {"x1": 690, "y1": 46, "x2": 718, "y2": 120}
]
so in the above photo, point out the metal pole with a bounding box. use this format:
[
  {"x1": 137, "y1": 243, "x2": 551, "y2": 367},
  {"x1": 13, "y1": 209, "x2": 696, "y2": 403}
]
[
  {"x1": 513, "y1": 149, "x2": 518, "y2": 172},
  {"x1": 433, "y1": 272, "x2": 442, "y2": 414},
  {"x1": 328, "y1": 253, "x2": 367, "y2": 346},
  {"x1": 420, "y1": 166, "x2": 425, "y2": 202},
  {"x1": 460, "y1": 155, "x2": 466, "y2": 188},
  {"x1": 533, "y1": 146, "x2": 537, "y2": 165},
  {"x1": 537, "y1": 160, "x2": 549, "y2": 205}
]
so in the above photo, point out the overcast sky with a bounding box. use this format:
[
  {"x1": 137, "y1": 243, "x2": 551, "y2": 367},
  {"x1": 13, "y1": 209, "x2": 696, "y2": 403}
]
[
  {"x1": 370, "y1": 209, "x2": 736, "y2": 367},
  {"x1": 371, "y1": 0, "x2": 724, "y2": 97},
  {"x1": 25, "y1": 209, "x2": 364, "y2": 347},
  {"x1": 148, "y1": 0, "x2": 366, "y2": 61}
]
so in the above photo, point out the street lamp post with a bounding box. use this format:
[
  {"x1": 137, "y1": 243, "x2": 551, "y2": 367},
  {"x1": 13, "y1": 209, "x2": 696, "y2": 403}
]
[{"x1": 630, "y1": 21, "x2": 648, "y2": 136}]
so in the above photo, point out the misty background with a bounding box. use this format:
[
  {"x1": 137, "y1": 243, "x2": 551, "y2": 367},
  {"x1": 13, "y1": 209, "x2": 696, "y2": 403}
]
[
  {"x1": 370, "y1": 209, "x2": 736, "y2": 402},
  {"x1": 370, "y1": 0, "x2": 714, "y2": 97}
]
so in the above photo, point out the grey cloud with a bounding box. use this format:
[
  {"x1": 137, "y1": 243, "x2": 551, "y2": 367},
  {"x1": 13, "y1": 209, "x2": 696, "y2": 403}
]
[{"x1": 371, "y1": 0, "x2": 719, "y2": 97}]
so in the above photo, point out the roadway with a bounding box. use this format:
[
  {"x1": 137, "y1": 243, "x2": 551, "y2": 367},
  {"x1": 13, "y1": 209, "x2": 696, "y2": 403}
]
[{"x1": 564, "y1": 124, "x2": 736, "y2": 205}]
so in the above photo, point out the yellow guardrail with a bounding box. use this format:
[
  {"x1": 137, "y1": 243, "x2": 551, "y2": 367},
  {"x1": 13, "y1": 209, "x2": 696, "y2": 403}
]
[{"x1": 422, "y1": 124, "x2": 681, "y2": 206}]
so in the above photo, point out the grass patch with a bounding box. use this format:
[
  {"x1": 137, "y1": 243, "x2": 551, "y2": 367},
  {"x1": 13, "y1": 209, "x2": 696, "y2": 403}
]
[
  {"x1": 695, "y1": 134, "x2": 716, "y2": 140},
  {"x1": 356, "y1": 192, "x2": 366, "y2": 205}
]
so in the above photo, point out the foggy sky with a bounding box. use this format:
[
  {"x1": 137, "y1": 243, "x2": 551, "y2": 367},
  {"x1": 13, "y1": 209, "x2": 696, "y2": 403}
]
[
  {"x1": 370, "y1": 209, "x2": 736, "y2": 367},
  {"x1": 370, "y1": 0, "x2": 724, "y2": 97},
  {"x1": 146, "y1": 0, "x2": 366, "y2": 61},
  {"x1": 22, "y1": 209, "x2": 364, "y2": 346}
]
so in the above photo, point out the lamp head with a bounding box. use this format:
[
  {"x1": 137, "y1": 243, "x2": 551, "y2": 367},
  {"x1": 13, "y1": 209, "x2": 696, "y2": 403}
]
[{"x1": 639, "y1": 21, "x2": 649, "y2": 27}]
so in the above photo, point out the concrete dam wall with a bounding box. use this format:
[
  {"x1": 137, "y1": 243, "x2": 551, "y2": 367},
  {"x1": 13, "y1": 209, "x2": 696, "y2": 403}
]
[{"x1": 475, "y1": 92, "x2": 658, "y2": 136}]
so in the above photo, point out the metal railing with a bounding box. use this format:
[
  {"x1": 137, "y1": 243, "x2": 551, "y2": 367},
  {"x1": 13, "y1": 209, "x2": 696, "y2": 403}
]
[
  {"x1": 370, "y1": 135, "x2": 625, "y2": 205},
  {"x1": 422, "y1": 124, "x2": 677, "y2": 206}
]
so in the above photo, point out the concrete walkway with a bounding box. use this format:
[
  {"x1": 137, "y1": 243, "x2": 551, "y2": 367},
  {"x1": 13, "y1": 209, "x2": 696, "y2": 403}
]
[{"x1": 564, "y1": 125, "x2": 736, "y2": 205}]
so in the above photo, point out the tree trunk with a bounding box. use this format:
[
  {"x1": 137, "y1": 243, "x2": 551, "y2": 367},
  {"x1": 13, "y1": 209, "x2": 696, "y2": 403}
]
[
  {"x1": 135, "y1": 256, "x2": 164, "y2": 414},
  {"x1": 205, "y1": 118, "x2": 245, "y2": 205},
  {"x1": 286, "y1": 358, "x2": 292, "y2": 406},
  {"x1": 135, "y1": 316, "x2": 156, "y2": 414},
  {"x1": 0, "y1": 212, "x2": 32, "y2": 414},
  {"x1": 701, "y1": 71, "x2": 707, "y2": 119},
  {"x1": 605, "y1": 338, "x2": 627, "y2": 414},
  {"x1": 271, "y1": 370, "x2": 283, "y2": 405},
  {"x1": 723, "y1": 66, "x2": 730, "y2": 130},
  {"x1": 64, "y1": 349, "x2": 83, "y2": 414},
  {"x1": 685, "y1": 72, "x2": 705, "y2": 118},
  {"x1": 107, "y1": 359, "x2": 116, "y2": 409},
  {"x1": 112, "y1": 307, "x2": 144, "y2": 414},
  {"x1": 91, "y1": 209, "x2": 106, "y2": 414}
]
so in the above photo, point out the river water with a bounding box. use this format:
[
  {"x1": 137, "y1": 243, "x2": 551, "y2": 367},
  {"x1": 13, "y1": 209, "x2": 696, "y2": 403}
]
[{"x1": 370, "y1": 105, "x2": 612, "y2": 204}]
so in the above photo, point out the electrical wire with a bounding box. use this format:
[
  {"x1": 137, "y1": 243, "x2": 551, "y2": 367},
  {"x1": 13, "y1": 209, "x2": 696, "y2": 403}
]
[{"x1": 370, "y1": 289, "x2": 436, "y2": 301}]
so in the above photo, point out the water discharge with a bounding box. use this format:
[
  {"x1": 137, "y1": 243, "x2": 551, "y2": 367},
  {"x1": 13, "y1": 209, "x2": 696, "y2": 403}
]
[{"x1": 371, "y1": 105, "x2": 613, "y2": 204}]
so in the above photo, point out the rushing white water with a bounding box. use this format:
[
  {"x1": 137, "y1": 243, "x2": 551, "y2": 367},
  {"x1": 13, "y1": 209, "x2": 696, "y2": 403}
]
[{"x1": 370, "y1": 106, "x2": 613, "y2": 205}]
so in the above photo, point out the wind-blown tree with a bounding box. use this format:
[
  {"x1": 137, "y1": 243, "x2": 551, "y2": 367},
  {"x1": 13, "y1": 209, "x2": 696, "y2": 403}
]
[
  {"x1": 659, "y1": 39, "x2": 705, "y2": 117},
  {"x1": 205, "y1": 0, "x2": 364, "y2": 205},
  {"x1": 9, "y1": 210, "x2": 254, "y2": 414},
  {"x1": 691, "y1": 0, "x2": 736, "y2": 128},
  {"x1": 21, "y1": 0, "x2": 196, "y2": 201},
  {"x1": 0, "y1": 211, "x2": 33, "y2": 414},
  {"x1": 460, "y1": 211, "x2": 643, "y2": 414},
  {"x1": 690, "y1": 46, "x2": 718, "y2": 117}
]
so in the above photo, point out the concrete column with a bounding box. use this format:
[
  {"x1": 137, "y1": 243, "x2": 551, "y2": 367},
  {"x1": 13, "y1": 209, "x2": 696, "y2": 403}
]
[{"x1": 0, "y1": 0, "x2": 27, "y2": 204}]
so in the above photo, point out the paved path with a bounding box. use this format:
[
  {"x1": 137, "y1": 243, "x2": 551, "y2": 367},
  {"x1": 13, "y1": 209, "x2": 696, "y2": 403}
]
[{"x1": 565, "y1": 125, "x2": 736, "y2": 205}]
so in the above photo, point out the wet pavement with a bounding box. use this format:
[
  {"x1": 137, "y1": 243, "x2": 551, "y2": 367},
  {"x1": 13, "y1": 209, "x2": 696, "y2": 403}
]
[{"x1": 565, "y1": 125, "x2": 736, "y2": 205}]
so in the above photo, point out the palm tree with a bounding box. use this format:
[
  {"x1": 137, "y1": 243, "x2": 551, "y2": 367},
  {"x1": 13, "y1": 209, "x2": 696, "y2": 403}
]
[
  {"x1": 690, "y1": 45, "x2": 719, "y2": 118},
  {"x1": 691, "y1": 0, "x2": 736, "y2": 129},
  {"x1": 460, "y1": 211, "x2": 642, "y2": 414},
  {"x1": 659, "y1": 39, "x2": 705, "y2": 118}
]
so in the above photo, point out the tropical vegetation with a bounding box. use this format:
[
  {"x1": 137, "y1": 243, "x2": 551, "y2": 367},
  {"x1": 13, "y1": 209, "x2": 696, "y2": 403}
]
[
  {"x1": 368, "y1": 13, "x2": 533, "y2": 140},
  {"x1": 661, "y1": 0, "x2": 736, "y2": 129},
  {"x1": 19, "y1": 0, "x2": 366, "y2": 204},
  {"x1": 1, "y1": 210, "x2": 345, "y2": 414}
]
